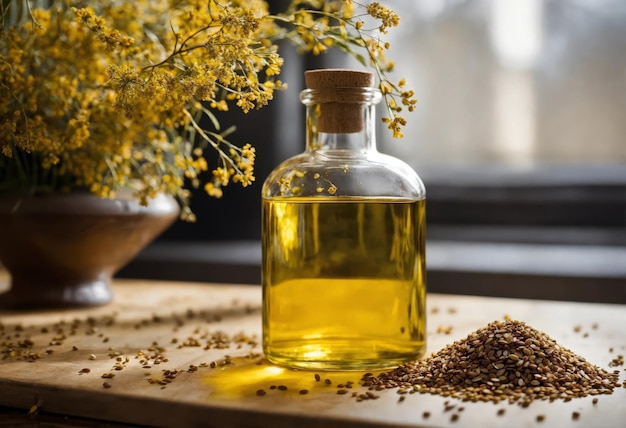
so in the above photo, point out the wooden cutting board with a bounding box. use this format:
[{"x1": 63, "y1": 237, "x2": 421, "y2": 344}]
[{"x1": 0, "y1": 277, "x2": 624, "y2": 428}]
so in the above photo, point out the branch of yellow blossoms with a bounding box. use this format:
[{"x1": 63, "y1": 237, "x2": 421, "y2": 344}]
[
  {"x1": 269, "y1": 0, "x2": 416, "y2": 138},
  {"x1": 1, "y1": 0, "x2": 414, "y2": 222}
]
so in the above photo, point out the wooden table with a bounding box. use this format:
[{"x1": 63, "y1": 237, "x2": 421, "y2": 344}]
[{"x1": 0, "y1": 277, "x2": 624, "y2": 428}]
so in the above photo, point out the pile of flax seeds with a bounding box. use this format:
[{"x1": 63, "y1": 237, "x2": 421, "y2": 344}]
[{"x1": 361, "y1": 319, "x2": 622, "y2": 407}]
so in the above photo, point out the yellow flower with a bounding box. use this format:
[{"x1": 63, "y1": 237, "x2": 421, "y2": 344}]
[
  {"x1": 204, "y1": 182, "x2": 223, "y2": 198},
  {"x1": 0, "y1": 0, "x2": 414, "y2": 220}
]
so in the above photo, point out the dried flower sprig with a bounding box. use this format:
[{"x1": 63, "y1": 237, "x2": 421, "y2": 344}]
[
  {"x1": 271, "y1": 1, "x2": 416, "y2": 138},
  {"x1": 0, "y1": 0, "x2": 415, "y2": 220}
]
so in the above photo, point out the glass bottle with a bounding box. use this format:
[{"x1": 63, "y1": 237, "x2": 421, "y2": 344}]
[{"x1": 261, "y1": 69, "x2": 426, "y2": 370}]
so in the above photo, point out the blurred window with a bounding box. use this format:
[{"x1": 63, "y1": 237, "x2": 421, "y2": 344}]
[{"x1": 377, "y1": 0, "x2": 626, "y2": 167}]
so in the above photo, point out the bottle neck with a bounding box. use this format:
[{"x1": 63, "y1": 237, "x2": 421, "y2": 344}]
[{"x1": 300, "y1": 87, "x2": 382, "y2": 154}]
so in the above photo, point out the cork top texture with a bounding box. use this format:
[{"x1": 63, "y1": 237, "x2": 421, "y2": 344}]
[
  {"x1": 304, "y1": 69, "x2": 374, "y2": 89},
  {"x1": 304, "y1": 69, "x2": 374, "y2": 133}
]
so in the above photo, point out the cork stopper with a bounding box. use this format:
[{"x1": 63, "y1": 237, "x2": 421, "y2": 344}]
[{"x1": 304, "y1": 69, "x2": 375, "y2": 133}]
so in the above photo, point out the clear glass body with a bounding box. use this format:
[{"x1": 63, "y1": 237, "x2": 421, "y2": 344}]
[{"x1": 261, "y1": 87, "x2": 426, "y2": 370}]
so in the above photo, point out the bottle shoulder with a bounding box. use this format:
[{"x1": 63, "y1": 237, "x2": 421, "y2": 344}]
[{"x1": 262, "y1": 150, "x2": 426, "y2": 199}]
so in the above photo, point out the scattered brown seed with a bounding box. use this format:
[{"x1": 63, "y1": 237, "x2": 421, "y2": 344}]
[
  {"x1": 324, "y1": 379, "x2": 332, "y2": 385},
  {"x1": 89, "y1": 354, "x2": 96, "y2": 360},
  {"x1": 609, "y1": 354, "x2": 624, "y2": 367},
  {"x1": 314, "y1": 373, "x2": 321, "y2": 382},
  {"x1": 398, "y1": 396, "x2": 406, "y2": 403},
  {"x1": 422, "y1": 411, "x2": 430, "y2": 419},
  {"x1": 299, "y1": 389, "x2": 308, "y2": 395},
  {"x1": 437, "y1": 325, "x2": 453, "y2": 334},
  {"x1": 572, "y1": 411, "x2": 580, "y2": 420},
  {"x1": 256, "y1": 389, "x2": 266, "y2": 396},
  {"x1": 277, "y1": 385, "x2": 288, "y2": 391},
  {"x1": 103, "y1": 382, "x2": 112, "y2": 389},
  {"x1": 79, "y1": 368, "x2": 91, "y2": 374},
  {"x1": 592, "y1": 398, "x2": 598, "y2": 405},
  {"x1": 536, "y1": 415, "x2": 545, "y2": 422},
  {"x1": 450, "y1": 414, "x2": 459, "y2": 422},
  {"x1": 337, "y1": 389, "x2": 348, "y2": 395}
]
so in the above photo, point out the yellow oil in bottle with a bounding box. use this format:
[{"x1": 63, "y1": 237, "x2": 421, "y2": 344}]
[{"x1": 262, "y1": 196, "x2": 426, "y2": 370}]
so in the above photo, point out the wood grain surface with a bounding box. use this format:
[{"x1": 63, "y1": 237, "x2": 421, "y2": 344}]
[{"x1": 0, "y1": 276, "x2": 624, "y2": 428}]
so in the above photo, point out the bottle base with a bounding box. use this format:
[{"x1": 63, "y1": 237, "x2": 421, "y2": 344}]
[{"x1": 264, "y1": 339, "x2": 426, "y2": 371}]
